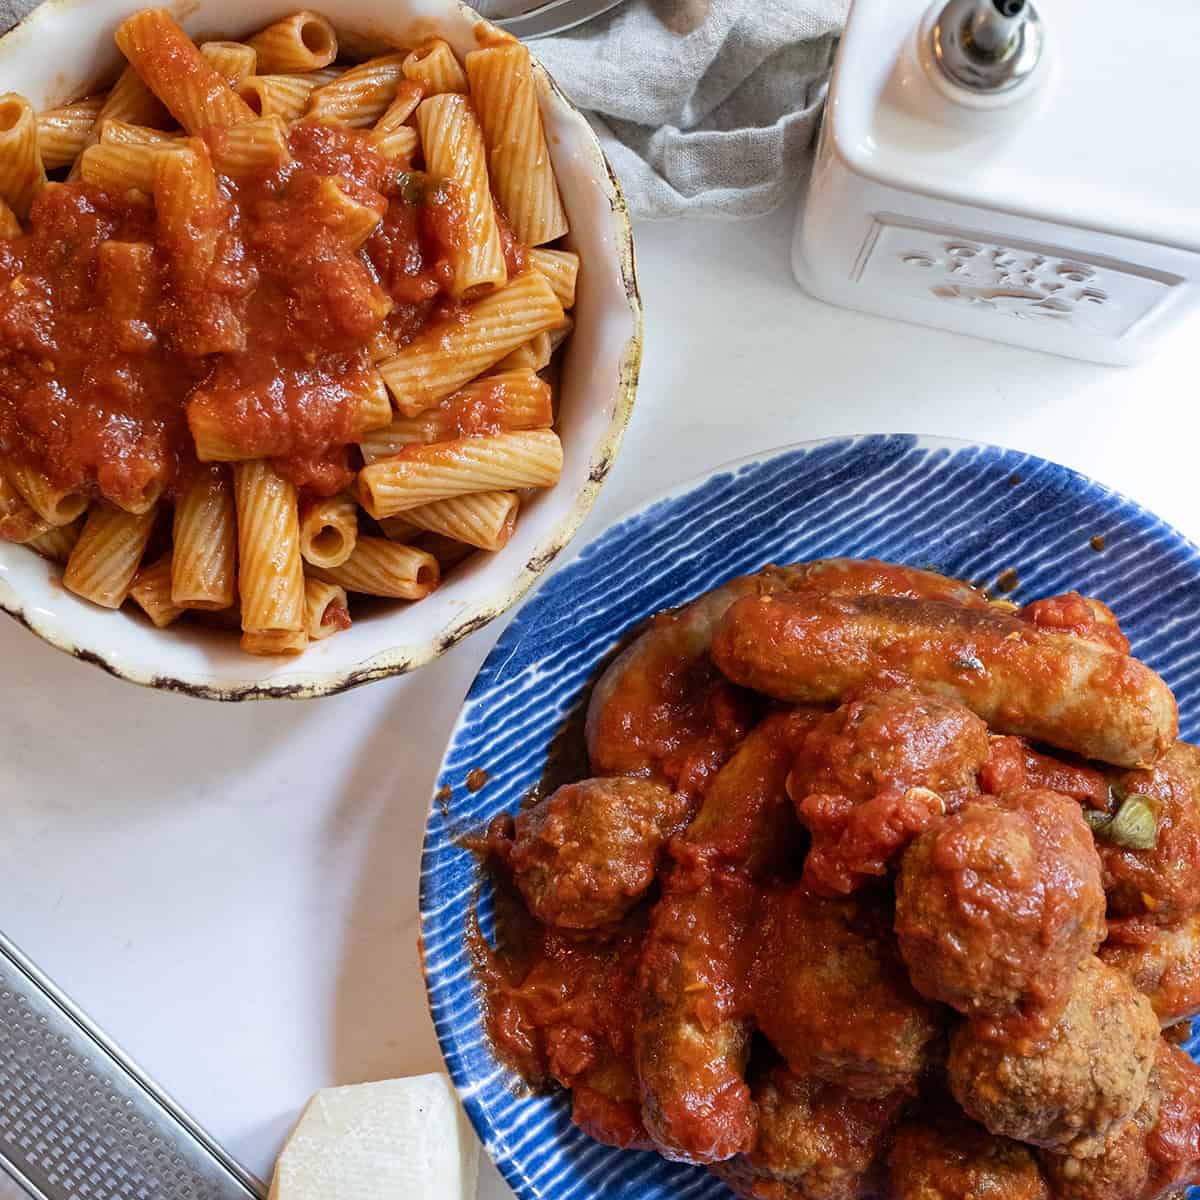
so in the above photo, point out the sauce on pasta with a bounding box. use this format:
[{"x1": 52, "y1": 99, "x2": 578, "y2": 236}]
[{"x1": 0, "y1": 122, "x2": 469, "y2": 506}]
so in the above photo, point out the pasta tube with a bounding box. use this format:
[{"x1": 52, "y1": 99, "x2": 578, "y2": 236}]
[
  {"x1": 210, "y1": 115, "x2": 291, "y2": 177},
  {"x1": 199, "y1": 42, "x2": 258, "y2": 88},
  {"x1": 358, "y1": 369, "x2": 553, "y2": 461},
  {"x1": 357, "y1": 430, "x2": 562, "y2": 517},
  {"x1": 0, "y1": 470, "x2": 49, "y2": 543},
  {"x1": 190, "y1": 370, "x2": 392, "y2": 462},
  {"x1": 378, "y1": 271, "x2": 563, "y2": 416},
  {"x1": 172, "y1": 466, "x2": 237, "y2": 610},
  {"x1": 130, "y1": 554, "x2": 186, "y2": 627},
  {"x1": 416, "y1": 93, "x2": 506, "y2": 297},
  {"x1": 374, "y1": 81, "x2": 424, "y2": 131},
  {"x1": 247, "y1": 12, "x2": 337, "y2": 74},
  {"x1": 402, "y1": 40, "x2": 468, "y2": 96},
  {"x1": 239, "y1": 71, "x2": 338, "y2": 121},
  {"x1": 36, "y1": 96, "x2": 105, "y2": 171},
  {"x1": 63, "y1": 502, "x2": 157, "y2": 608},
  {"x1": 233, "y1": 460, "x2": 305, "y2": 642},
  {"x1": 0, "y1": 93, "x2": 46, "y2": 219},
  {"x1": 465, "y1": 43, "x2": 568, "y2": 246},
  {"x1": 5, "y1": 461, "x2": 88, "y2": 527},
  {"x1": 299, "y1": 493, "x2": 358, "y2": 569},
  {"x1": 307, "y1": 55, "x2": 406, "y2": 127},
  {"x1": 307, "y1": 537, "x2": 439, "y2": 600},
  {"x1": 80, "y1": 141, "x2": 163, "y2": 193},
  {"x1": 493, "y1": 330, "x2": 552, "y2": 373},
  {"x1": 26, "y1": 519, "x2": 82, "y2": 562},
  {"x1": 115, "y1": 9, "x2": 257, "y2": 133},
  {"x1": 529, "y1": 248, "x2": 579, "y2": 309},
  {"x1": 403, "y1": 490, "x2": 519, "y2": 552},
  {"x1": 303, "y1": 577, "x2": 351, "y2": 640}
]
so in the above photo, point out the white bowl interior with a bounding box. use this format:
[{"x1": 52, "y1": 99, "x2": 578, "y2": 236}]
[{"x1": 0, "y1": 0, "x2": 638, "y2": 698}]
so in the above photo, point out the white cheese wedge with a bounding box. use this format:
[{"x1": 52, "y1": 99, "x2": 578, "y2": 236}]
[{"x1": 268, "y1": 1073, "x2": 480, "y2": 1200}]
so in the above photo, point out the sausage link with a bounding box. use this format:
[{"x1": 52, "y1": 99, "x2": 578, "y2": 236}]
[
  {"x1": 712, "y1": 592, "x2": 1177, "y2": 769},
  {"x1": 634, "y1": 713, "x2": 814, "y2": 1164}
]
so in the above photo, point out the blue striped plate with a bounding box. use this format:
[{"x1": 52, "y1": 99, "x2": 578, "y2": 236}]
[{"x1": 420, "y1": 434, "x2": 1200, "y2": 1200}]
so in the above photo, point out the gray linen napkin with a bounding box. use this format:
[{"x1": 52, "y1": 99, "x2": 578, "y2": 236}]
[
  {"x1": 479, "y1": 0, "x2": 849, "y2": 219},
  {"x1": 0, "y1": 0, "x2": 848, "y2": 220}
]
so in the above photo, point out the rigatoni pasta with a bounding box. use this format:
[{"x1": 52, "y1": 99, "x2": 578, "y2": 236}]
[
  {"x1": 36, "y1": 96, "x2": 106, "y2": 170},
  {"x1": 379, "y1": 272, "x2": 563, "y2": 415},
  {"x1": 307, "y1": 55, "x2": 407, "y2": 127},
  {"x1": 465, "y1": 42, "x2": 568, "y2": 246},
  {"x1": 115, "y1": 9, "x2": 258, "y2": 133},
  {"x1": 402, "y1": 40, "x2": 468, "y2": 96},
  {"x1": 199, "y1": 42, "x2": 259, "y2": 88},
  {"x1": 234, "y1": 460, "x2": 305, "y2": 652},
  {"x1": 247, "y1": 12, "x2": 337, "y2": 74},
  {"x1": 0, "y1": 7, "x2": 583, "y2": 659},
  {"x1": 299, "y1": 493, "x2": 358, "y2": 569},
  {"x1": 130, "y1": 554, "x2": 186, "y2": 627},
  {"x1": 359, "y1": 369, "x2": 553, "y2": 462},
  {"x1": 63, "y1": 503, "x2": 157, "y2": 608},
  {"x1": 172, "y1": 466, "x2": 237, "y2": 610},
  {"x1": 0, "y1": 93, "x2": 46, "y2": 218},
  {"x1": 403, "y1": 491, "x2": 520, "y2": 552},
  {"x1": 417, "y1": 93, "x2": 506, "y2": 297},
  {"x1": 308, "y1": 537, "x2": 439, "y2": 600},
  {"x1": 358, "y1": 430, "x2": 563, "y2": 517},
  {"x1": 303, "y1": 577, "x2": 350, "y2": 640}
]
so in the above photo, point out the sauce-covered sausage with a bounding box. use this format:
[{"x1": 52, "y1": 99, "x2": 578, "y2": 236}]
[
  {"x1": 712, "y1": 592, "x2": 1177, "y2": 769},
  {"x1": 634, "y1": 711, "x2": 815, "y2": 1164}
]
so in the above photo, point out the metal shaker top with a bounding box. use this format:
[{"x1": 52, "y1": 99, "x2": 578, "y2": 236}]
[{"x1": 931, "y1": 0, "x2": 1044, "y2": 92}]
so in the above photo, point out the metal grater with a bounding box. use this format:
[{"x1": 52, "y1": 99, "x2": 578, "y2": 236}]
[{"x1": 0, "y1": 933, "x2": 264, "y2": 1200}]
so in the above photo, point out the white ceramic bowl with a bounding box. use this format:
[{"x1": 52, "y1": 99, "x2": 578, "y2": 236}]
[{"x1": 0, "y1": 0, "x2": 640, "y2": 699}]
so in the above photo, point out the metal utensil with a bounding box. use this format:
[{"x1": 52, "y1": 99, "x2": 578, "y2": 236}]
[
  {"x1": 494, "y1": 0, "x2": 628, "y2": 38},
  {"x1": 0, "y1": 932, "x2": 263, "y2": 1200}
]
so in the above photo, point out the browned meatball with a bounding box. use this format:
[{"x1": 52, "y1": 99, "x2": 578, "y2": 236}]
[
  {"x1": 711, "y1": 1065, "x2": 904, "y2": 1200},
  {"x1": 1101, "y1": 742, "x2": 1200, "y2": 934},
  {"x1": 788, "y1": 688, "x2": 990, "y2": 896},
  {"x1": 1040, "y1": 1041, "x2": 1200, "y2": 1200},
  {"x1": 1101, "y1": 914, "x2": 1200, "y2": 1029},
  {"x1": 509, "y1": 777, "x2": 686, "y2": 929},
  {"x1": 789, "y1": 687, "x2": 989, "y2": 810},
  {"x1": 888, "y1": 1110, "x2": 1050, "y2": 1200},
  {"x1": 895, "y1": 789, "x2": 1106, "y2": 1024},
  {"x1": 753, "y1": 886, "x2": 942, "y2": 1099},
  {"x1": 948, "y1": 957, "x2": 1159, "y2": 1157}
]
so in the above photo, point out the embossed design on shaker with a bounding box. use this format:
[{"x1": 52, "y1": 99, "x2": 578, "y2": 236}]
[{"x1": 853, "y1": 217, "x2": 1181, "y2": 339}]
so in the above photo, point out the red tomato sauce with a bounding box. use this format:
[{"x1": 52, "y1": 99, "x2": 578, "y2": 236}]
[{"x1": 0, "y1": 122, "x2": 475, "y2": 506}]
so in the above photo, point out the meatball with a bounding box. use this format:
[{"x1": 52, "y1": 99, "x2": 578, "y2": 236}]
[
  {"x1": 1040, "y1": 1041, "x2": 1200, "y2": 1200},
  {"x1": 1100, "y1": 914, "x2": 1200, "y2": 1028},
  {"x1": 888, "y1": 1110, "x2": 1050, "y2": 1200},
  {"x1": 788, "y1": 688, "x2": 990, "y2": 896},
  {"x1": 712, "y1": 1065, "x2": 904, "y2": 1200},
  {"x1": 788, "y1": 687, "x2": 989, "y2": 810},
  {"x1": 1101, "y1": 742, "x2": 1200, "y2": 932},
  {"x1": 509, "y1": 777, "x2": 686, "y2": 929},
  {"x1": 895, "y1": 789, "x2": 1106, "y2": 1023},
  {"x1": 753, "y1": 886, "x2": 942, "y2": 1098},
  {"x1": 948, "y1": 957, "x2": 1159, "y2": 1157}
]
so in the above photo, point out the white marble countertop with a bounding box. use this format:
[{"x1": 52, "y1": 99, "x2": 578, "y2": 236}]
[{"x1": 3, "y1": 199, "x2": 1199, "y2": 1198}]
